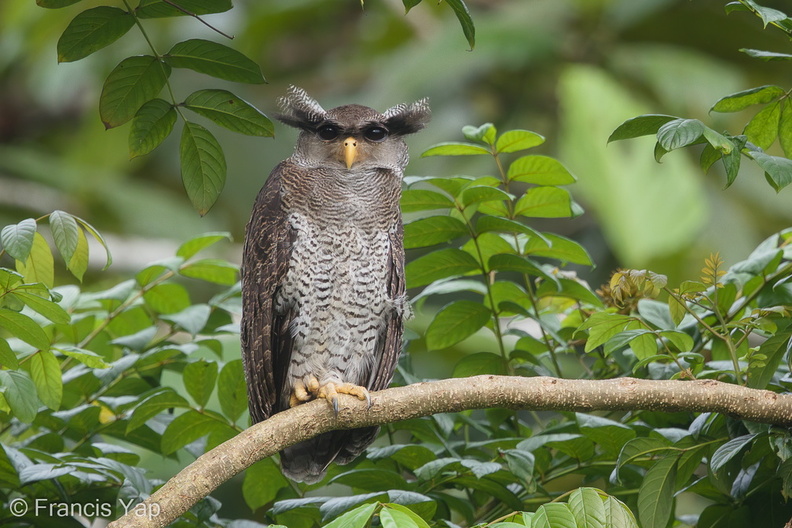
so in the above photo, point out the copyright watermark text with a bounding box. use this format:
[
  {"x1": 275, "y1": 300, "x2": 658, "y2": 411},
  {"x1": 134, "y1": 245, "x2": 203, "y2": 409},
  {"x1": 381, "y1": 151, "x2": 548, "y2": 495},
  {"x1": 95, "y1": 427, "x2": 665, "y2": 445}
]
[{"x1": 9, "y1": 498, "x2": 161, "y2": 520}]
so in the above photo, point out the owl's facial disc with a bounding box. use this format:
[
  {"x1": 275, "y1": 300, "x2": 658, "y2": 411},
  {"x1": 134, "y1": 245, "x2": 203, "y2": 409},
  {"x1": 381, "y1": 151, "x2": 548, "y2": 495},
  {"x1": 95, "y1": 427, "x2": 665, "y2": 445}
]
[{"x1": 343, "y1": 137, "x2": 358, "y2": 169}]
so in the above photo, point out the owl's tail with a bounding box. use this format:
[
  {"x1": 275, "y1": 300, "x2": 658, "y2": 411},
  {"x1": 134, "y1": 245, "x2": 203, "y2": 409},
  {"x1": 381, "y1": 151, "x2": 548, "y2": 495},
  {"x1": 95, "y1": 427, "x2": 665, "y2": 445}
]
[{"x1": 280, "y1": 426, "x2": 380, "y2": 484}]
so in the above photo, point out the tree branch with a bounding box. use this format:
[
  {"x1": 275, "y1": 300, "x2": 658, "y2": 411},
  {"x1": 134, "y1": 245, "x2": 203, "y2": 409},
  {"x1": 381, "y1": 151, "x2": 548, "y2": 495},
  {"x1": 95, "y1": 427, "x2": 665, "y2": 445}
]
[{"x1": 107, "y1": 375, "x2": 792, "y2": 528}]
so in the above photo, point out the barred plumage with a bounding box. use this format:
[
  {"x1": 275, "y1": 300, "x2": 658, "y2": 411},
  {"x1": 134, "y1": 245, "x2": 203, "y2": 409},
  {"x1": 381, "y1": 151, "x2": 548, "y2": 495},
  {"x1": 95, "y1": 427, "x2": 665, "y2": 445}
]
[{"x1": 241, "y1": 87, "x2": 430, "y2": 483}]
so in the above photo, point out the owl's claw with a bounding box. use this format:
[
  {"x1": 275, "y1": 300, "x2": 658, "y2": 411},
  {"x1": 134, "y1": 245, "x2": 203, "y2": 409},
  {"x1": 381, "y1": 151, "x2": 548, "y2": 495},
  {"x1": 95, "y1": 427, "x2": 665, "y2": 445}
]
[
  {"x1": 317, "y1": 382, "x2": 370, "y2": 415},
  {"x1": 289, "y1": 376, "x2": 321, "y2": 407}
]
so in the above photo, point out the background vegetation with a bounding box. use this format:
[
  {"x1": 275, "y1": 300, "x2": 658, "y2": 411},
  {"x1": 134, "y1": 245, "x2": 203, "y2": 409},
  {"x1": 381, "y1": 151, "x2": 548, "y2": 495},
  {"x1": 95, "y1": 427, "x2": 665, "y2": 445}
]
[{"x1": 1, "y1": 0, "x2": 792, "y2": 527}]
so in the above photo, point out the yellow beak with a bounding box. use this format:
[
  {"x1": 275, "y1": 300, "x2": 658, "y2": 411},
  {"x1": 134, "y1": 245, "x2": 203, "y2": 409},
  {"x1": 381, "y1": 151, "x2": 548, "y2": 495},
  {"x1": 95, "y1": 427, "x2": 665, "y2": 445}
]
[{"x1": 343, "y1": 137, "x2": 358, "y2": 169}]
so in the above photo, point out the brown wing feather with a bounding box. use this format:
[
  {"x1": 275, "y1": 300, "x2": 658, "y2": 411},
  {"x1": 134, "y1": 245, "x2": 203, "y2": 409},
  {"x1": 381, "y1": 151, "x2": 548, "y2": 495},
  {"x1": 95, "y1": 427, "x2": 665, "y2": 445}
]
[
  {"x1": 241, "y1": 162, "x2": 294, "y2": 424},
  {"x1": 368, "y1": 220, "x2": 407, "y2": 391}
]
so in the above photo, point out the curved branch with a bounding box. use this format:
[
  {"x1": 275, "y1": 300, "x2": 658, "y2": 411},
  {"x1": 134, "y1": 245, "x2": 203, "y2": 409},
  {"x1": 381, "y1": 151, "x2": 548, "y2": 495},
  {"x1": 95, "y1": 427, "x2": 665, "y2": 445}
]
[{"x1": 107, "y1": 375, "x2": 792, "y2": 528}]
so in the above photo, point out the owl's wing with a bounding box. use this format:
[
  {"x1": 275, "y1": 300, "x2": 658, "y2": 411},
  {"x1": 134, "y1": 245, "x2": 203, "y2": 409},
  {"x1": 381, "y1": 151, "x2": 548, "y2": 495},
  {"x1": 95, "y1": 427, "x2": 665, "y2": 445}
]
[
  {"x1": 368, "y1": 218, "x2": 407, "y2": 392},
  {"x1": 241, "y1": 162, "x2": 295, "y2": 424}
]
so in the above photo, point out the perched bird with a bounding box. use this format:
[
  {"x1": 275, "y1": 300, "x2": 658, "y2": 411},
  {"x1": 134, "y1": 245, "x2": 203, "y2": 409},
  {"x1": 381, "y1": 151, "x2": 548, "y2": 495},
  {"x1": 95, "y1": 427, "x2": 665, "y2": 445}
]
[{"x1": 241, "y1": 86, "x2": 430, "y2": 483}]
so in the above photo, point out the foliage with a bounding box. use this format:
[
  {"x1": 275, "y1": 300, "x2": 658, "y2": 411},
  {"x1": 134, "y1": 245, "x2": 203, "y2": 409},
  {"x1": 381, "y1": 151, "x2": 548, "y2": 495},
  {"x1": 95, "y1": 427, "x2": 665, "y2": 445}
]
[
  {"x1": 0, "y1": 225, "x2": 247, "y2": 527},
  {"x1": 609, "y1": 0, "x2": 792, "y2": 193},
  {"x1": 37, "y1": 0, "x2": 271, "y2": 215}
]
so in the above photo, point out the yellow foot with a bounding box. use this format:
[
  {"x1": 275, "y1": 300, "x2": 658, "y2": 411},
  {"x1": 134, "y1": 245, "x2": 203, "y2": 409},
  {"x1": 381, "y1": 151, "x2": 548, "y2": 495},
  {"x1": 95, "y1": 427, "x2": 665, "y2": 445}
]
[
  {"x1": 317, "y1": 382, "x2": 371, "y2": 414},
  {"x1": 289, "y1": 376, "x2": 321, "y2": 407}
]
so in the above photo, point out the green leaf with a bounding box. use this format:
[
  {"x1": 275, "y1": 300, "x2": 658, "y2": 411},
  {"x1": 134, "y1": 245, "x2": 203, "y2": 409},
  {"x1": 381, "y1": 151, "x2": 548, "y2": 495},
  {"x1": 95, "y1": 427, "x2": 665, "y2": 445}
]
[
  {"x1": 779, "y1": 100, "x2": 792, "y2": 158},
  {"x1": 637, "y1": 456, "x2": 677, "y2": 528},
  {"x1": 452, "y1": 352, "x2": 507, "y2": 377},
  {"x1": 161, "y1": 410, "x2": 224, "y2": 454},
  {"x1": 127, "y1": 388, "x2": 190, "y2": 433},
  {"x1": 179, "y1": 258, "x2": 238, "y2": 285},
  {"x1": 165, "y1": 39, "x2": 265, "y2": 83},
  {"x1": 405, "y1": 248, "x2": 480, "y2": 289},
  {"x1": 176, "y1": 232, "x2": 232, "y2": 259},
  {"x1": 1, "y1": 218, "x2": 36, "y2": 262},
  {"x1": 0, "y1": 370, "x2": 38, "y2": 423},
  {"x1": 380, "y1": 507, "x2": 421, "y2": 528},
  {"x1": 514, "y1": 186, "x2": 574, "y2": 218},
  {"x1": 57, "y1": 6, "x2": 135, "y2": 63},
  {"x1": 748, "y1": 329, "x2": 791, "y2": 389},
  {"x1": 579, "y1": 312, "x2": 633, "y2": 352},
  {"x1": 532, "y1": 503, "x2": 576, "y2": 528},
  {"x1": 54, "y1": 346, "x2": 109, "y2": 369},
  {"x1": 29, "y1": 350, "x2": 62, "y2": 411},
  {"x1": 404, "y1": 216, "x2": 468, "y2": 249},
  {"x1": 603, "y1": 496, "x2": 638, "y2": 528},
  {"x1": 14, "y1": 291, "x2": 69, "y2": 324},
  {"x1": 495, "y1": 130, "x2": 545, "y2": 153},
  {"x1": 445, "y1": 0, "x2": 475, "y2": 50},
  {"x1": 752, "y1": 151, "x2": 792, "y2": 191},
  {"x1": 74, "y1": 215, "x2": 112, "y2": 269},
  {"x1": 747, "y1": 2, "x2": 787, "y2": 27},
  {"x1": 722, "y1": 142, "x2": 742, "y2": 188},
  {"x1": 181, "y1": 122, "x2": 227, "y2": 215},
  {"x1": 243, "y1": 459, "x2": 289, "y2": 512},
  {"x1": 381, "y1": 504, "x2": 432, "y2": 528},
  {"x1": 323, "y1": 503, "x2": 378, "y2": 528},
  {"x1": 524, "y1": 233, "x2": 592, "y2": 265},
  {"x1": 507, "y1": 155, "x2": 576, "y2": 185},
  {"x1": 68, "y1": 224, "x2": 89, "y2": 282},
  {"x1": 460, "y1": 186, "x2": 512, "y2": 207},
  {"x1": 657, "y1": 118, "x2": 705, "y2": 151},
  {"x1": 743, "y1": 102, "x2": 781, "y2": 150},
  {"x1": 568, "y1": 487, "x2": 606, "y2": 528},
  {"x1": 740, "y1": 49, "x2": 792, "y2": 61},
  {"x1": 0, "y1": 339, "x2": 19, "y2": 369},
  {"x1": 183, "y1": 360, "x2": 218, "y2": 407},
  {"x1": 218, "y1": 359, "x2": 247, "y2": 422},
  {"x1": 710, "y1": 85, "x2": 785, "y2": 113},
  {"x1": 100, "y1": 55, "x2": 171, "y2": 128},
  {"x1": 184, "y1": 89, "x2": 274, "y2": 136},
  {"x1": 36, "y1": 0, "x2": 83, "y2": 7},
  {"x1": 143, "y1": 283, "x2": 191, "y2": 314},
  {"x1": 710, "y1": 434, "x2": 757, "y2": 472},
  {"x1": 49, "y1": 210, "x2": 80, "y2": 264},
  {"x1": 129, "y1": 98, "x2": 177, "y2": 158},
  {"x1": 421, "y1": 142, "x2": 491, "y2": 157},
  {"x1": 462, "y1": 123, "x2": 496, "y2": 144},
  {"x1": 487, "y1": 253, "x2": 545, "y2": 277},
  {"x1": 400, "y1": 189, "x2": 454, "y2": 212},
  {"x1": 577, "y1": 414, "x2": 636, "y2": 457},
  {"x1": 475, "y1": 216, "x2": 544, "y2": 240},
  {"x1": 0, "y1": 308, "x2": 50, "y2": 350},
  {"x1": 136, "y1": 0, "x2": 233, "y2": 18},
  {"x1": 161, "y1": 304, "x2": 211, "y2": 335},
  {"x1": 426, "y1": 301, "x2": 491, "y2": 350},
  {"x1": 503, "y1": 449, "x2": 535, "y2": 482},
  {"x1": 700, "y1": 143, "x2": 721, "y2": 173},
  {"x1": 15, "y1": 232, "x2": 54, "y2": 288},
  {"x1": 608, "y1": 114, "x2": 677, "y2": 143}
]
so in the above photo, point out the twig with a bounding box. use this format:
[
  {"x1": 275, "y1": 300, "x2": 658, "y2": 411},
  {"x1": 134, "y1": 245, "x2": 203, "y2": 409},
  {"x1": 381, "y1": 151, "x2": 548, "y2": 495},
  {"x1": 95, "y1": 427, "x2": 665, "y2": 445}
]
[
  {"x1": 161, "y1": 0, "x2": 234, "y2": 40},
  {"x1": 106, "y1": 375, "x2": 792, "y2": 528}
]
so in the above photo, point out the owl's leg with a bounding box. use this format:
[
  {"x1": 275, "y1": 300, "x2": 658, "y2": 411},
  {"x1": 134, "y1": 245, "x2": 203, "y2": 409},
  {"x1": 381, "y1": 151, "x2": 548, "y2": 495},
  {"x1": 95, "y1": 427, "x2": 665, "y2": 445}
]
[
  {"x1": 289, "y1": 376, "x2": 321, "y2": 407},
  {"x1": 317, "y1": 382, "x2": 371, "y2": 414}
]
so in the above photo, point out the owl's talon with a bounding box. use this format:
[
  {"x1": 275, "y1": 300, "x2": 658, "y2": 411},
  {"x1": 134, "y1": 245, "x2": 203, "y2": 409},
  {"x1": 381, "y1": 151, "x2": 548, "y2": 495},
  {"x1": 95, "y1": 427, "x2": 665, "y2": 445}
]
[
  {"x1": 289, "y1": 376, "x2": 321, "y2": 407},
  {"x1": 317, "y1": 382, "x2": 369, "y2": 414}
]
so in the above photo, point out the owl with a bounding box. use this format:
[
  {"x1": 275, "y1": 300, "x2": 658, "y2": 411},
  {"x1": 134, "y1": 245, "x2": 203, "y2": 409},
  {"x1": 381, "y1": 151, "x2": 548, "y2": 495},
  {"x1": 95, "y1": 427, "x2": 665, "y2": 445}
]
[{"x1": 241, "y1": 86, "x2": 430, "y2": 483}]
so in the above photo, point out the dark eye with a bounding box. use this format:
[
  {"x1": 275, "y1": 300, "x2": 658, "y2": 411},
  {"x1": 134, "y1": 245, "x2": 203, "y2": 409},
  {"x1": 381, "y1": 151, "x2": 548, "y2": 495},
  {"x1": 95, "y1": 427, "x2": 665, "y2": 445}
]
[
  {"x1": 317, "y1": 125, "x2": 340, "y2": 141},
  {"x1": 364, "y1": 127, "x2": 388, "y2": 142}
]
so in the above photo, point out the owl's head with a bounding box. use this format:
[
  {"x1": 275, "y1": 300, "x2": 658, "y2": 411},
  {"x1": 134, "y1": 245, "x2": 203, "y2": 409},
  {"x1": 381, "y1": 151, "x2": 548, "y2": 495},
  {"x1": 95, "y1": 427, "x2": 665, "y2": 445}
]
[{"x1": 276, "y1": 86, "x2": 430, "y2": 172}]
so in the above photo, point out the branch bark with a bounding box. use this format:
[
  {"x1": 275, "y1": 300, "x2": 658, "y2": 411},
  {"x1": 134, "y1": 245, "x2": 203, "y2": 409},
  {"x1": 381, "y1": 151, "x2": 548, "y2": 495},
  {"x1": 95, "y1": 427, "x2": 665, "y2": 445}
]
[{"x1": 107, "y1": 375, "x2": 792, "y2": 528}]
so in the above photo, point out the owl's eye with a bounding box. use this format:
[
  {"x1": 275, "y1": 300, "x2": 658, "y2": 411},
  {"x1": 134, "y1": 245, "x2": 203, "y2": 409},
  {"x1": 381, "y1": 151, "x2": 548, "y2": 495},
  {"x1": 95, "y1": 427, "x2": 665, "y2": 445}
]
[
  {"x1": 317, "y1": 125, "x2": 340, "y2": 141},
  {"x1": 363, "y1": 127, "x2": 388, "y2": 142}
]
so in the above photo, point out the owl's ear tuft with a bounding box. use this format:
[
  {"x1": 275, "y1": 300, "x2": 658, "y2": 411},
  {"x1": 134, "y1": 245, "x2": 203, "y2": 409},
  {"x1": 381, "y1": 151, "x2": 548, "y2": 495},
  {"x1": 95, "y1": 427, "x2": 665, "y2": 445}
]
[
  {"x1": 275, "y1": 86, "x2": 327, "y2": 130},
  {"x1": 383, "y1": 98, "x2": 431, "y2": 136}
]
